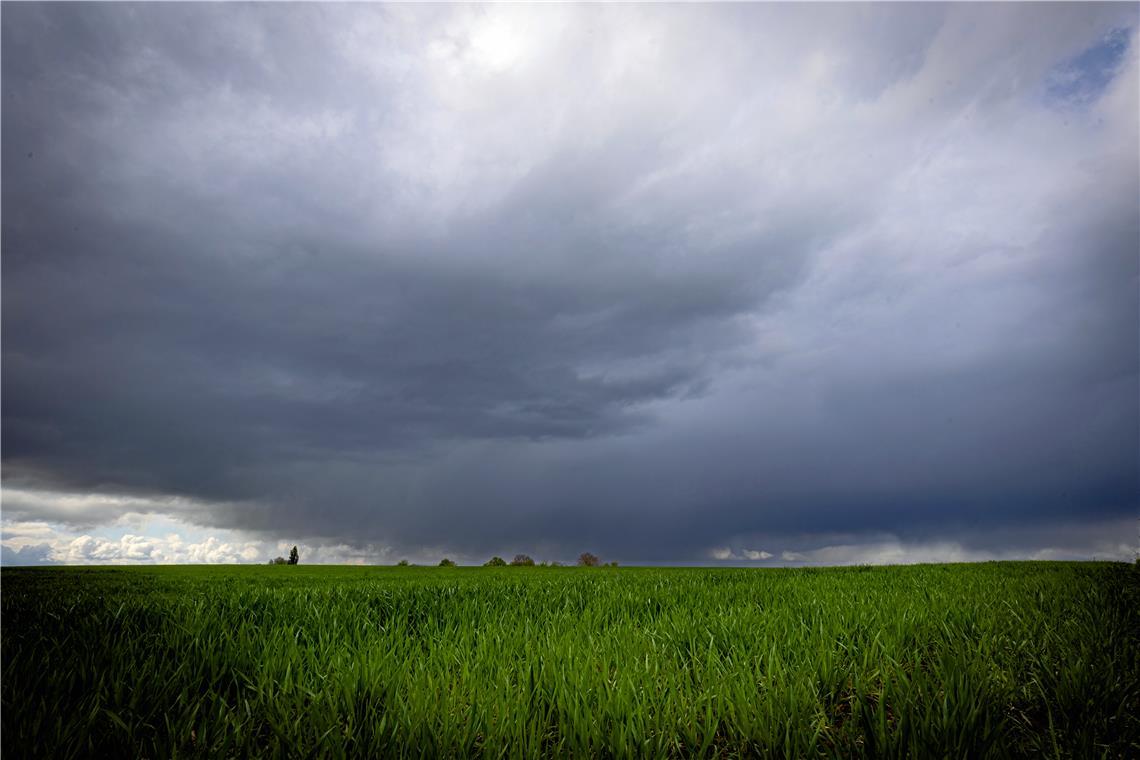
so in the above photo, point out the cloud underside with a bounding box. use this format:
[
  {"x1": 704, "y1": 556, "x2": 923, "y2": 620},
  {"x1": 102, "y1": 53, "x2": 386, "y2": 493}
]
[{"x1": 2, "y1": 4, "x2": 1138, "y2": 563}]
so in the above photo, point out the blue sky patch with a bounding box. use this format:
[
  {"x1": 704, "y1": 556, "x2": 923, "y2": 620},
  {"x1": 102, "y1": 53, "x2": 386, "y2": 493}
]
[{"x1": 1046, "y1": 27, "x2": 1132, "y2": 106}]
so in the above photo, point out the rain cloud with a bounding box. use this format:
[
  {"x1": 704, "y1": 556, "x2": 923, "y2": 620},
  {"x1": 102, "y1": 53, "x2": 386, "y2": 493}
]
[{"x1": 2, "y1": 3, "x2": 1137, "y2": 564}]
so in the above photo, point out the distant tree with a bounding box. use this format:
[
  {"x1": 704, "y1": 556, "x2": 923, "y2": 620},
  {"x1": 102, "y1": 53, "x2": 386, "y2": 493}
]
[
  {"x1": 269, "y1": 556, "x2": 287, "y2": 565},
  {"x1": 510, "y1": 554, "x2": 536, "y2": 566},
  {"x1": 484, "y1": 556, "x2": 507, "y2": 567},
  {"x1": 288, "y1": 546, "x2": 299, "y2": 565},
  {"x1": 577, "y1": 552, "x2": 599, "y2": 567},
  {"x1": 397, "y1": 559, "x2": 410, "y2": 567},
  {"x1": 605, "y1": 561, "x2": 619, "y2": 568},
  {"x1": 438, "y1": 558, "x2": 456, "y2": 567}
]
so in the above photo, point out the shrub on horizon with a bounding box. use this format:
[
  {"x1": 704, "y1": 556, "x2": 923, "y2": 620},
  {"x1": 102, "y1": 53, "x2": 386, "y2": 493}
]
[
  {"x1": 439, "y1": 558, "x2": 456, "y2": 567},
  {"x1": 510, "y1": 554, "x2": 535, "y2": 567},
  {"x1": 484, "y1": 556, "x2": 507, "y2": 567},
  {"x1": 577, "y1": 552, "x2": 600, "y2": 567}
]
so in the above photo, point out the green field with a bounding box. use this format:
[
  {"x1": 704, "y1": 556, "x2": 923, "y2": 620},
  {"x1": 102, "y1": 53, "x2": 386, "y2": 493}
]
[{"x1": 2, "y1": 562, "x2": 1137, "y2": 758}]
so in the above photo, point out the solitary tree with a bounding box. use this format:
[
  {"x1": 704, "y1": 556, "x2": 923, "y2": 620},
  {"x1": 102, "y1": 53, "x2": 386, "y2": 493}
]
[
  {"x1": 396, "y1": 559, "x2": 410, "y2": 567},
  {"x1": 484, "y1": 556, "x2": 507, "y2": 567},
  {"x1": 577, "y1": 552, "x2": 599, "y2": 567},
  {"x1": 439, "y1": 558, "x2": 456, "y2": 567},
  {"x1": 288, "y1": 546, "x2": 299, "y2": 565},
  {"x1": 510, "y1": 554, "x2": 535, "y2": 566}
]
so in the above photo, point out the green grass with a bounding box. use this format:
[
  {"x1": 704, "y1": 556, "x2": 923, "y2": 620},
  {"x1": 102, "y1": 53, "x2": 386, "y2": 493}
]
[{"x1": 2, "y1": 562, "x2": 1137, "y2": 758}]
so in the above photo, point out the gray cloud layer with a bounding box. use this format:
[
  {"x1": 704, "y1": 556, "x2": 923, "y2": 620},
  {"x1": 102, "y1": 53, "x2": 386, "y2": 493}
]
[{"x1": 3, "y1": 3, "x2": 1137, "y2": 562}]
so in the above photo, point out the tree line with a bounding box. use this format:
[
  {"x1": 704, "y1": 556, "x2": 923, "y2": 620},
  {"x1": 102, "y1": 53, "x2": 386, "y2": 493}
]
[
  {"x1": 268, "y1": 546, "x2": 300, "y2": 565},
  {"x1": 418, "y1": 553, "x2": 617, "y2": 567},
  {"x1": 268, "y1": 547, "x2": 618, "y2": 567},
  {"x1": 464, "y1": 552, "x2": 616, "y2": 568}
]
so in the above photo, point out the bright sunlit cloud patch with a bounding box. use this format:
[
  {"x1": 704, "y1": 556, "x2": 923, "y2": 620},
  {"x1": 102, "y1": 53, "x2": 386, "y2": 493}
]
[{"x1": 468, "y1": 14, "x2": 530, "y2": 72}]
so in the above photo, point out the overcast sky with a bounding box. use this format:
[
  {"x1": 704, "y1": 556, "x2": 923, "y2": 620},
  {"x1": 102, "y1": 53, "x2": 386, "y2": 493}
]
[{"x1": 2, "y1": 3, "x2": 1137, "y2": 566}]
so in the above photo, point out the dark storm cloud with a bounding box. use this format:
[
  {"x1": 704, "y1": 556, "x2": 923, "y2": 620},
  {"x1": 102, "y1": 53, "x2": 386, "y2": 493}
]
[{"x1": 2, "y1": 3, "x2": 1137, "y2": 563}]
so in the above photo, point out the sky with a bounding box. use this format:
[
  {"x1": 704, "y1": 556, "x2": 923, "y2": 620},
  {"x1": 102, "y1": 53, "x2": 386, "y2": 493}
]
[{"x1": 2, "y1": 3, "x2": 1137, "y2": 567}]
